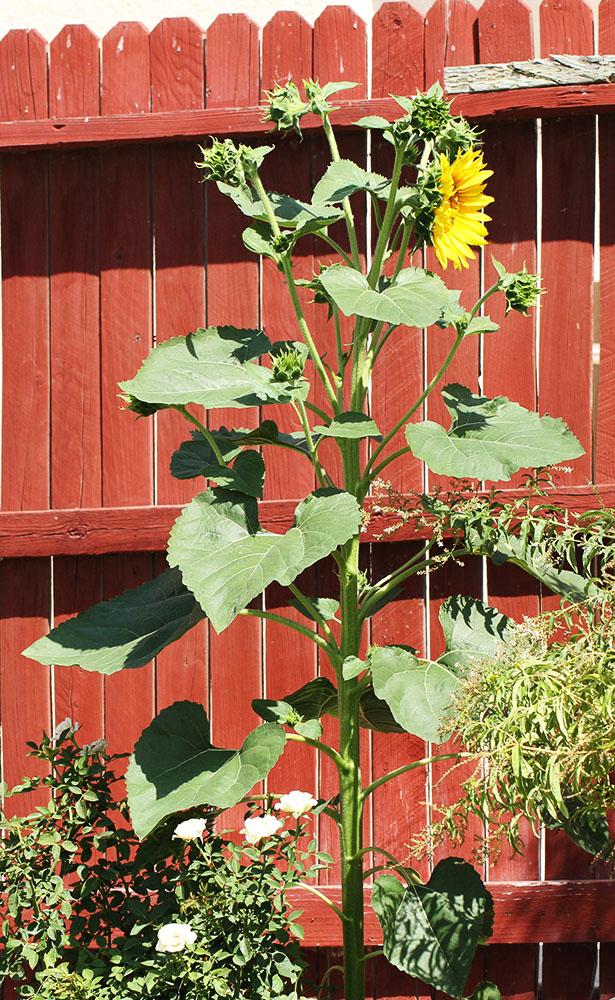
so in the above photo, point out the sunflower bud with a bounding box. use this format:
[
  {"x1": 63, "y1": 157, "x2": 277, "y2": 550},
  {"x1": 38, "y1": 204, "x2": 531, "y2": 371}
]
[
  {"x1": 121, "y1": 394, "x2": 168, "y2": 418},
  {"x1": 493, "y1": 258, "x2": 545, "y2": 316},
  {"x1": 263, "y1": 81, "x2": 311, "y2": 136},
  {"x1": 270, "y1": 344, "x2": 306, "y2": 384},
  {"x1": 196, "y1": 138, "x2": 246, "y2": 186},
  {"x1": 196, "y1": 140, "x2": 273, "y2": 187}
]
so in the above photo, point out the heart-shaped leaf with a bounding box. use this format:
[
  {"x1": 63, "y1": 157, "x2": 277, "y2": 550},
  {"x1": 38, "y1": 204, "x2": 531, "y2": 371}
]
[
  {"x1": 319, "y1": 264, "x2": 449, "y2": 329},
  {"x1": 373, "y1": 858, "x2": 493, "y2": 999},
  {"x1": 167, "y1": 487, "x2": 361, "y2": 633},
  {"x1": 370, "y1": 645, "x2": 461, "y2": 743},
  {"x1": 126, "y1": 701, "x2": 285, "y2": 839},
  {"x1": 253, "y1": 677, "x2": 337, "y2": 725},
  {"x1": 438, "y1": 596, "x2": 513, "y2": 670},
  {"x1": 120, "y1": 326, "x2": 308, "y2": 411},
  {"x1": 23, "y1": 568, "x2": 204, "y2": 675},
  {"x1": 406, "y1": 383, "x2": 584, "y2": 481}
]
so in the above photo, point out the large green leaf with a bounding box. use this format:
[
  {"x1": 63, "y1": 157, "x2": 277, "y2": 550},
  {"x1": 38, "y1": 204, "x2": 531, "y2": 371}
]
[
  {"x1": 22, "y1": 568, "x2": 204, "y2": 676},
  {"x1": 406, "y1": 383, "x2": 584, "y2": 482},
  {"x1": 167, "y1": 487, "x2": 361, "y2": 633},
  {"x1": 120, "y1": 326, "x2": 308, "y2": 411},
  {"x1": 373, "y1": 859, "x2": 493, "y2": 999},
  {"x1": 126, "y1": 701, "x2": 285, "y2": 839},
  {"x1": 319, "y1": 265, "x2": 449, "y2": 329},
  {"x1": 370, "y1": 645, "x2": 461, "y2": 743},
  {"x1": 438, "y1": 596, "x2": 513, "y2": 670},
  {"x1": 313, "y1": 159, "x2": 390, "y2": 203}
]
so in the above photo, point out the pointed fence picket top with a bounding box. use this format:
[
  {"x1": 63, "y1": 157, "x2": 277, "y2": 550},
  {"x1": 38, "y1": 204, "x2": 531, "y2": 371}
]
[{"x1": 0, "y1": 5, "x2": 614, "y2": 998}]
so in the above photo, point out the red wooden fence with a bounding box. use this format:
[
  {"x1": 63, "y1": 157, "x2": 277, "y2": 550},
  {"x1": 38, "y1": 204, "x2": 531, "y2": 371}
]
[{"x1": 0, "y1": 1, "x2": 614, "y2": 996}]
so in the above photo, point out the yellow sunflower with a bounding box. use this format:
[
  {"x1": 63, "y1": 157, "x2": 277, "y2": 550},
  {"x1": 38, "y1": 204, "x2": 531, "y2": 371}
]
[{"x1": 432, "y1": 149, "x2": 494, "y2": 270}]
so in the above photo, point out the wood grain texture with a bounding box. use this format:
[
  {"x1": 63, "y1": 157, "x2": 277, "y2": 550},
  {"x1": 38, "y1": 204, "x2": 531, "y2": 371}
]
[
  {"x1": 372, "y1": 3, "x2": 425, "y2": 95},
  {"x1": 540, "y1": 0, "x2": 597, "y2": 894},
  {"x1": 2, "y1": 484, "x2": 614, "y2": 556},
  {"x1": 150, "y1": 17, "x2": 206, "y2": 507},
  {"x1": 0, "y1": 30, "x2": 52, "y2": 831},
  {"x1": 6, "y1": 86, "x2": 615, "y2": 153},
  {"x1": 204, "y1": 14, "x2": 262, "y2": 835},
  {"x1": 596, "y1": 0, "x2": 615, "y2": 480},
  {"x1": 286, "y1": 880, "x2": 615, "y2": 946},
  {"x1": 477, "y1": 0, "x2": 541, "y2": 888}
]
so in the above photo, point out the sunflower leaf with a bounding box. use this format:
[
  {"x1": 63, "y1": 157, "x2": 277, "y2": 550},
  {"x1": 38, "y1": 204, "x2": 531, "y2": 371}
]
[
  {"x1": 405, "y1": 383, "x2": 584, "y2": 481},
  {"x1": 319, "y1": 264, "x2": 449, "y2": 329}
]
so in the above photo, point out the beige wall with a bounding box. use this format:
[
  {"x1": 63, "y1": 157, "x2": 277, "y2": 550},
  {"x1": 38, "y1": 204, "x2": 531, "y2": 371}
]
[{"x1": 1, "y1": 0, "x2": 429, "y2": 41}]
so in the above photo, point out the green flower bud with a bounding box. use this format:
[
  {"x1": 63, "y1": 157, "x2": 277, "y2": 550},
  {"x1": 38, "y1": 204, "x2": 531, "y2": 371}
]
[
  {"x1": 262, "y1": 81, "x2": 311, "y2": 136},
  {"x1": 120, "y1": 394, "x2": 168, "y2": 418},
  {"x1": 270, "y1": 343, "x2": 306, "y2": 384},
  {"x1": 492, "y1": 258, "x2": 545, "y2": 316},
  {"x1": 196, "y1": 140, "x2": 273, "y2": 187},
  {"x1": 196, "y1": 138, "x2": 246, "y2": 186}
]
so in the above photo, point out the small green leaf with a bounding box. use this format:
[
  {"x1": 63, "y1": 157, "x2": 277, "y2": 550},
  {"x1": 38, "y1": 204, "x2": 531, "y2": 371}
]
[
  {"x1": 120, "y1": 326, "x2": 308, "y2": 411},
  {"x1": 294, "y1": 719, "x2": 323, "y2": 739},
  {"x1": 406, "y1": 383, "x2": 585, "y2": 481},
  {"x1": 354, "y1": 115, "x2": 392, "y2": 130},
  {"x1": 319, "y1": 264, "x2": 449, "y2": 329},
  {"x1": 253, "y1": 678, "x2": 337, "y2": 725},
  {"x1": 171, "y1": 427, "x2": 247, "y2": 479},
  {"x1": 467, "y1": 982, "x2": 502, "y2": 1000},
  {"x1": 167, "y1": 487, "x2": 361, "y2": 633},
  {"x1": 370, "y1": 646, "x2": 461, "y2": 743},
  {"x1": 289, "y1": 596, "x2": 340, "y2": 622},
  {"x1": 313, "y1": 411, "x2": 382, "y2": 440},
  {"x1": 23, "y1": 568, "x2": 204, "y2": 675},
  {"x1": 342, "y1": 656, "x2": 364, "y2": 680},
  {"x1": 465, "y1": 316, "x2": 499, "y2": 336},
  {"x1": 126, "y1": 701, "x2": 285, "y2": 838}
]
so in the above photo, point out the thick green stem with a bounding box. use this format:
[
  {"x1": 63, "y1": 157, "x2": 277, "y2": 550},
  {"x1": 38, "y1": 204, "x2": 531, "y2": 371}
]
[
  {"x1": 336, "y1": 530, "x2": 366, "y2": 1000},
  {"x1": 362, "y1": 753, "x2": 469, "y2": 800}
]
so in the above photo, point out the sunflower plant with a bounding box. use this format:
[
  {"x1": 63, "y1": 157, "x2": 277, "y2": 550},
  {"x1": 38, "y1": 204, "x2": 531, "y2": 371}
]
[{"x1": 25, "y1": 81, "x2": 594, "y2": 1000}]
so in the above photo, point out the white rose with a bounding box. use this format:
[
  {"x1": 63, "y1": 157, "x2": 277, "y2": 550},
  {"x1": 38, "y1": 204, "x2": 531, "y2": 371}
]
[
  {"x1": 80, "y1": 738, "x2": 108, "y2": 757},
  {"x1": 240, "y1": 814, "x2": 283, "y2": 845},
  {"x1": 53, "y1": 718, "x2": 80, "y2": 741},
  {"x1": 275, "y1": 790, "x2": 317, "y2": 818},
  {"x1": 173, "y1": 818, "x2": 208, "y2": 841},
  {"x1": 155, "y1": 923, "x2": 197, "y2": 953}
]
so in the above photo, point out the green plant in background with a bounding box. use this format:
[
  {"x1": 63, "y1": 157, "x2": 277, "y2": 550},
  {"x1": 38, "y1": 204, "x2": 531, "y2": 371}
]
[
  {"x1": 24, "y1": 81, "x2": 610, "y2": 1000},
  {"x1": 1, "y1": 729, "x2": 323, "y2": 999}
]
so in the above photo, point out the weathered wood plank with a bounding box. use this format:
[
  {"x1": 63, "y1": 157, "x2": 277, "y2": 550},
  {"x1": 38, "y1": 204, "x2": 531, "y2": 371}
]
[
  {"x1": 287, "y1": 880, "x2": 615, "y2": 946},
  {"x1": 1, "y1": 485, "x2": 611, "y2": 556},
  {"x1": 3, "y1": 84, "x2": 615, "y2": 151},
  {"x1": 446, "y1": 54, "x2": 615, "y2": 92}
]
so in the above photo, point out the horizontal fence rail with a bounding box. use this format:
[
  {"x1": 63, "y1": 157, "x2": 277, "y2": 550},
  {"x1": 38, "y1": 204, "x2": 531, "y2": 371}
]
[{"x1": 1, "y1": 1, "x2": 615, "y2": 998}]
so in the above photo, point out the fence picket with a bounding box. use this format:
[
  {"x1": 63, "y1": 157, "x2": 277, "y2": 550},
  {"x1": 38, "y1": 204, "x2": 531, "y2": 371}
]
[
  {"x1": 0, "y1": 28, "x2": 52, "y2": 825},
  {"x1": 597, "y1": 0, "x2": 615, "y2": 480},
  {"x1": 203, "y1": 14, "x2": 263, "y2": 836}
]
